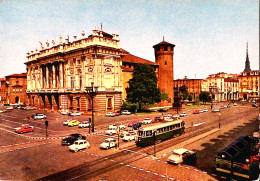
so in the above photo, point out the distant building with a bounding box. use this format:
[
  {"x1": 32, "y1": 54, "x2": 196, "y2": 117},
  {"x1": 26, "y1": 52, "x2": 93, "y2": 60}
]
[
  {"x1": 173, "y1": 76, "x2": 203, "y2": 100},
  {"x1": 238, "y1": 70, "x2": 259, "y2": 100},
  {"x1": 202, "y1": 72, "x2": 239, "y2": 101},
  {"x1": 0, "y1": 73, "x2": 27, "y2": 105}
]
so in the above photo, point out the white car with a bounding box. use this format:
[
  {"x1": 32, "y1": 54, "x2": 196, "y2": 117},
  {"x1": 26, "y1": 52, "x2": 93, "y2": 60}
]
[
  {"x1": 121, "y1": 110, "x2": 131, "y2": 115},
  {"x1": 180, "y1": 113, "x2": 187, "y2": 117},
  {"x1": 69, "y1": 112, "x2": 82, "y2": 116},
  {"x1": 33, "y1": 113, "x2": 47, "y2": 120},
  {"x1": 203, "y1": 109, "x2": 208, "y2": 112},
  {"x1": 78, "y1": 121, "x2": 91, "y2": 128},
  {"x1": 142, "y1": 118, "x2": 152, "y2": 124},
  {"x1": 168, "y1": 148, "x2": 197, "y2": 164},
  {"x1": 212, "y1": 109, "x2": 220, "y2": 112},
  {"x1": 61, "y1": 110, "x2": 69, "y2": 115},
  {"x1": 234, "y1": 103, "x2": 237, "y2": 106},
  {"x1": 172, "y1": 114, "x2": 180, "y2": 119},
  {"x1": 69, "y1": 140, "x2": 90, "y2": 152},
  {"x1": 118, "y1": 125, "x2": 126, "y2": 130},
  {"x1": 100, "y1": 138, "x2": 117, "y2": 149},
  {"x1": 106, "y1": 125, "x2": 117, "y2": 135},
  {"x1": 6, "y1": 107, "x2": 13, "y2": 110},
  {"x1": 0, "y1": 110, "x2": 4, "y2": 113},
  {"x1": 63, "y1": 119, "x2": 72, "y2": 126},
  {"x1": 164, "y1": 116, "x2": 173, "y2": 121},
  {"x1": 199, "y1": 109, "x2": 204, "y2": 113},
  {"x1": 105, "y1": 112, "x2": 115, "y2": 117},
  {"x1": 123, "y1": 132, "x2": 137, "y2": 142}
]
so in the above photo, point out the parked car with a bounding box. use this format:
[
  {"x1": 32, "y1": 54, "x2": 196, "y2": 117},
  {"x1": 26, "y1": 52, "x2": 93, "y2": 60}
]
[
  {"x1": 63, "y1": 119, "x2": 72, "y2": 126},
  {"x1": 78, "y1": 121, "x2": 91, "y2": 128},
  {"x1": 212, "y1": 108, "x2": 220, "y2": 112},
  {"x1": 61, "y1": 110, "x2": 69, "y2": 115},
  {"x1": 100, "y1": 138, "x2": 117, "y2": 149},
  {"x1": 123, "y1": 132, "x2": 137, "y2": 142},
  {"x1": 234, "y1": 103, "x2": 237, "y2": 106},
  {"x1": 0, "y1": 110, "x2": 4, "y2": 113},
  {"x1": 180, "y1": 112, "x2": 187, "y2": 117},
  {"x1": 193, "y1": 110, "x2": 200, "y2": 114},
  {"x1": 62, "y1": 133, "x2": 86, "y2": 146},
  {"x1": 68, "y1": 120, "x2": 80, "y2": 127},
  {"x1": 33, "y1": 113, "x2": 47, "y2": 120},
  {"x1": 142, "y1": 118, "x2": 152, "y2": 124},
  {"x1": 106, "y1": 125, "x2": 117, "y2": 135},
  {"x1": 168, "y1": 148, "x2": 197, "y2": 164},
  {"x1": 223, "y1": 105, "x2": 228, "y2": 108},
  {"x1": 133, "y1": 122, "x2": 142, "y2": 130},
  {"x1": 118, "y1": 124, "x2": 126, "y2": 131},
  {"x1": 164, "y1": 115, "x2": 173, "y2": 121},
  {"x1": 25, "y1": 107, "x2": 36, "y2": 110},
  {"x1": 203, "y1": 109, "x2": 208, "y2": 112},
  {"x1": 152, "y1": 116, "x2": 162, "y2": 123},
  {"x1": 199, "y1": 109, "x2": 204, "y2": 113},
  {"x1": 172, "y1": 114, "x2": 180, "y2": 119},
  {"x1": 121, "y1": 110, "x2": 131, "y2": 115},
  {"x1": 105, "y1": 112, "x2": 116, "y2": 117},
  {"x1": 120, "y1": 129, "x2": 135, "y2": 138},
  {"x1": 69, "y1": 111, "x2": 82, "y2": 116},
  {"x1": 6, "y1": 106, "x2": 13, "y2": 110},
  {"x1": 115, "y1": 111, "x2": 121, "y2": 116},
  {"x1": 69, "y1": 140, "x2": 90, "y2": 152},
  {"x1": 128, "y1": 120, "x2": 139, "y2": 127},
  {"x1": 252, "y1": 104, "x2": 259, "y2": 108},
  {"x1": 15, "y1": 125, "x2": 34, "y2": 134}
]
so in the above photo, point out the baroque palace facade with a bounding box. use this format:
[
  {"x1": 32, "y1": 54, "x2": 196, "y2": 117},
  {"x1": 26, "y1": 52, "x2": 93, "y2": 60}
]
[{"x1": 25, "y1": 27, "x2": 175, "y2": 114}]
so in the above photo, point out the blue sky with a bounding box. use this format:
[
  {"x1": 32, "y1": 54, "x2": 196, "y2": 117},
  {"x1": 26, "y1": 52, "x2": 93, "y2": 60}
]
[{"x1": 0, "y1": 0, "x2": 259, "y2": 79}]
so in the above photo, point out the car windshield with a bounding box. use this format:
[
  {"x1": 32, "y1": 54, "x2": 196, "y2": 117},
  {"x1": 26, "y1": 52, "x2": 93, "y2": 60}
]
[
  {"x1": 74, "y1": 142, "x2": 79, "y2": 145},
  {"x1": 105, "y1": 140, "x2": 110, "y2": 143},
  {"x1": 126, "y1": 134, "x2": 130, "y2": 136}
]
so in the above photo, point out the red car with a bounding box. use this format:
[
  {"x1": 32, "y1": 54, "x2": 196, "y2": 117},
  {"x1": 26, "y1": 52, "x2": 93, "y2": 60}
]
[
  {"x1": 15, "y1": 125, "x2": 34, "y2": 134},
  {"x1": 152, "y1": 116, "x2": 162, "y2": 123},
  {"x1": 128, "y1": 121, "x2": 139, "y2": 127},
  {"x1": 193, "y1": 110, "x2": 200, "y2": 114}
]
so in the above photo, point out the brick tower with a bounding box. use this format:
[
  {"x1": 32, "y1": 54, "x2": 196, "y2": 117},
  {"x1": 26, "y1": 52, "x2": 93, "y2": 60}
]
[{"x1": 153, "y1": 39, "x2": 175, "y2": 107}]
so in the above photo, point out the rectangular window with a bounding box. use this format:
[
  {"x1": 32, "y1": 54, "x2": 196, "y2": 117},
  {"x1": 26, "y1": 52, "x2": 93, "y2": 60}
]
[
  {"x1": 107, "y1": 97, "x2": 112, "y2": 109},
  {"x1": 71, "y1": 76, "x2": 74, "y2": 89},
  {"x1": 13, "y1": 88, "x2": 15, "y2": 92},
  {"x1": 79, "y1": 76, "x2": 82, "y2": 88},
  {"x1": 88, "y1": 99, "x2": 92, "y2": 110},
  {"x1": 164, "y1": 46, "x2": 168, "y2": 51}
]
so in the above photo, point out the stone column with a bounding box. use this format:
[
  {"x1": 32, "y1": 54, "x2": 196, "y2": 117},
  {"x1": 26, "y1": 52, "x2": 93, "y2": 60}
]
[
  {"x1": 52, "y1": 64, "x2": 56, "y2": 88},
  {"x1": 59, "y1": 62, "x2": 64, "y2": 88},
  {"x1": 46, "y1": 65, "x2": 49, "y2": 88}
]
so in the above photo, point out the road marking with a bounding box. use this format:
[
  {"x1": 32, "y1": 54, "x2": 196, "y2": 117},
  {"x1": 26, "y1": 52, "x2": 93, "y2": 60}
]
[
  {"x1": 161, "y1": 175, "x2": 166, "y2": 178},
  {"x1": 146, "y1": 170, "x2": 150, "y2": 173},
  {"x1": 132, "y1": 166, "x2": 136, "y2": 169},
  {"x1": 126, "y1": 165, "x2": 130, "y2": 167},
  {"x1": 154, "y1": 173, "x2": 158, "y2": 175},
  {"x1": 139, "y1": 168, "x2": 143, "y2": 171}
]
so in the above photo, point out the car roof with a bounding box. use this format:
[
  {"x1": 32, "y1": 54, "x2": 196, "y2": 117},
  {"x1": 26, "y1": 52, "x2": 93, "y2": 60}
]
[{"x1": 172, "y1": 148, "x2": 189, "y2": 155}]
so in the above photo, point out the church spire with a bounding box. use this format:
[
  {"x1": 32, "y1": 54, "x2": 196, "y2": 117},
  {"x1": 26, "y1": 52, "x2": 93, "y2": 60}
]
[{"x1": 243, "y1": 42, "x2": 251, "y2": 73}]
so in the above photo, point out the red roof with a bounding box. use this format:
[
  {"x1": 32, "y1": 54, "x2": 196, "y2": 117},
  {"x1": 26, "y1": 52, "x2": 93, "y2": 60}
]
[
  {"x1": 121, "y1": 53, "x2": 158, "y2": 66},
  {"x1": 153, "y1": 41, "x2": 175, "y2": 48},
  {"x1": 0, "y1": 78, "x2": 5, "y2": 81},
  {"x1": 224, "y1": 78, "x2": 239, "y2": 82},
  {"x1": 6, "y1": 73, "x2": 27, "y2": 78},
  {"x1": 121, "y1": 66, "x2": 133, "y2": 72}
]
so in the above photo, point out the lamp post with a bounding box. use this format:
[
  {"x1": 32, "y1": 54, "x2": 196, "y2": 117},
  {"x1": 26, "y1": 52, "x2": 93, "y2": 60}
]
[
  {"x1": 153, "y1": 130, "x2": 156, "y2": 157},
  {"x1": 85, "y1": 82, "x2": 98, "y2": 133},
  {"x1": 218, "y1": 113, "x2": 221, "y2": 129}
]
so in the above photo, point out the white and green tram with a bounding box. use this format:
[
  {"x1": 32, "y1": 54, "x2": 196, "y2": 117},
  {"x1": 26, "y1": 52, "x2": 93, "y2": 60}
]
[{"x1": 136, "y1": 120, "x2": 185, "y2": 147}]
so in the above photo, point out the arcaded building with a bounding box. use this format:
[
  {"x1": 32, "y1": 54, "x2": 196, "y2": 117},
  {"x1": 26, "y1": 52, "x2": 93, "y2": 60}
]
[
  {"x1": 0, "y1": 73, "x2": 27, "y2": 105},
  {"x1": 25, "y1": 28, "x2": 122, "y2": 114},
  {"x1": 25, "y1": 27, "x2": 175, "y2": 113}
]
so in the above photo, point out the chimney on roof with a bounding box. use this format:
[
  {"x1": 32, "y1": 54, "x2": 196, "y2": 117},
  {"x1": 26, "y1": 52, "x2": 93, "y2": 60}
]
[{"x1": 81, "y1": 31, "x2": 85, "y2": 38}]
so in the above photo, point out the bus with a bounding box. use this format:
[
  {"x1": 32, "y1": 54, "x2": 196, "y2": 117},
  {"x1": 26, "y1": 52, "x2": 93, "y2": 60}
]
[{"x1": 136, "y1": 120, "x2": 185, "y2": 147}]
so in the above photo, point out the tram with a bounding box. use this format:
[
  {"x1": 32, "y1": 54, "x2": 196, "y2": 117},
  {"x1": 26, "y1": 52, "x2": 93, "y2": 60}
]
[{"x1": 136, "y1": 120, "x2": 185, "y2": 147}]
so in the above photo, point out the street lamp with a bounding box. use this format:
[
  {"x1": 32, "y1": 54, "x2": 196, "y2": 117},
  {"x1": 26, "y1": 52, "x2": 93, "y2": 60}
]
[{"x1": 85, "y1": 82, "x2": 98, "y2": 133}]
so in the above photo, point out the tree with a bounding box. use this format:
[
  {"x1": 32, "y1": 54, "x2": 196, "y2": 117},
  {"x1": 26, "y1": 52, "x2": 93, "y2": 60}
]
[
  {"x1": 179, "y1": 85, "x2": 189, "y2": 100},
  {"x1": 199, "y1": 92, "x2": 211, "y2": 104},
  {"x1": 126, "y1": 64, "x2": 162, "y2": 111}
]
